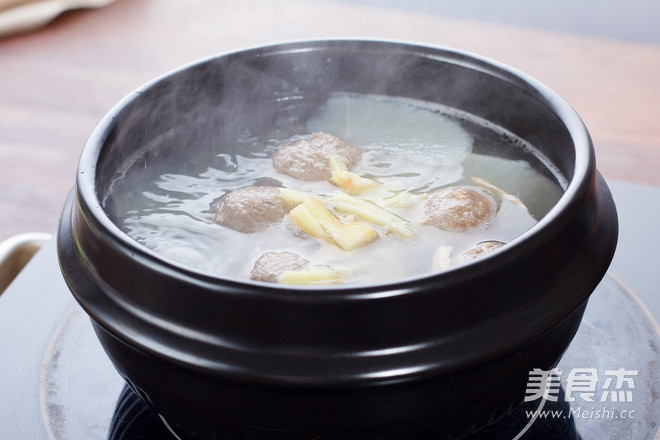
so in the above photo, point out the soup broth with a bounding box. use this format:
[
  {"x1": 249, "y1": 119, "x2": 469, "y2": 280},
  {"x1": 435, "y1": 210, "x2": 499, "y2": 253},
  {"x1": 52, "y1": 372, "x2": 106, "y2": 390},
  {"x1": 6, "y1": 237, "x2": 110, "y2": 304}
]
[{"x1": 106, "y1": 93, "x2": 564, "y2": 285}]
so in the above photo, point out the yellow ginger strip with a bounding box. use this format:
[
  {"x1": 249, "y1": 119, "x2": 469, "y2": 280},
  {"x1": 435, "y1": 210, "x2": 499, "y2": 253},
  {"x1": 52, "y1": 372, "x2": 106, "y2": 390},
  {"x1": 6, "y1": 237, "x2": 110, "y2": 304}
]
[
  {"x1": 278, "y1": 266, "x2": 343, "y2": 285},
  {"x1": 329, "y1": 155, "x2": 380, "y2": 195},
  {"x1": 288, "y1": 202, "x2": 325, "y2": 239},
  {"x1": 289, "y1": 196, "x2": 378, "y2": 251},
  {"x1": 471, "y1": 177, "x2": 528, "y2": 211},
  {"x1": 279, "y1": 188, "x2": 309, "y2": 206},
  {"x1": 382, "y1": 190, "x2": 428, "y2": 209},
  {"x1": 332, "y1": 191, "x2": 414, "y2": 239}
]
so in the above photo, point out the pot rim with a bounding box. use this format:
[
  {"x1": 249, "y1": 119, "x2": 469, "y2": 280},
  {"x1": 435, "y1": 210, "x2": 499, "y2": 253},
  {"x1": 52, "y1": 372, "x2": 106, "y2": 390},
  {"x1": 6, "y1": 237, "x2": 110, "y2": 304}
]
[{"x1": 74, "y1": 38, "x2": 596, "y2": 300}]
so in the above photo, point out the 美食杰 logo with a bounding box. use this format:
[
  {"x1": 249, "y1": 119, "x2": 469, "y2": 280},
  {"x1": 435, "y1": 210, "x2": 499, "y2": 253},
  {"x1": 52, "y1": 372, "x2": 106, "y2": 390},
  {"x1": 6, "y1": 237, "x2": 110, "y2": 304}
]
[{"x1": 524, "y1": 368, "x2": 638, "y2": 420}]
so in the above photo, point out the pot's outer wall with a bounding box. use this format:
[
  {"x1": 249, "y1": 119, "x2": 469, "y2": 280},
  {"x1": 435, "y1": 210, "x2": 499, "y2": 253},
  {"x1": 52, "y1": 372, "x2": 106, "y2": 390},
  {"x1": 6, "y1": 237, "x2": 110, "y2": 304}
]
[
  {"x1": 57, "y1": 40, "x2": 618, "y2": 439},
  {"x1": 89, "y1": 302, "x2": 586, "y2": 439}
]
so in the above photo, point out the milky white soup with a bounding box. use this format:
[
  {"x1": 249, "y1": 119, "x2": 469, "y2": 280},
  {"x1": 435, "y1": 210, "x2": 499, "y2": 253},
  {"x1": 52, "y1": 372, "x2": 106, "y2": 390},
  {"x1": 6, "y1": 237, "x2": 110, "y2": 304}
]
[{"x1": 105, "y1": 93, "x2": 564, "y2": 286}]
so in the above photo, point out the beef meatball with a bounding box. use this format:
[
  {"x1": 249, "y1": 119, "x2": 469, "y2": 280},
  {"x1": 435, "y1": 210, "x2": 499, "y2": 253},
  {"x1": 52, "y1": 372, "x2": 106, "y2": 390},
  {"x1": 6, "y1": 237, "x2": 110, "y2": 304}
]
[
  {"x1": 249, "y1": 251, "x2": 310, "y2": 283},
  {"x1": 460, "y1": 240, "x2": 505, "y2": 261},
  {"x1": 211, "y1": 186, "x2": 289, "y2": 233},
  {"x1": 422, "y1": 186, "x2": 497, "y2": 232},
  {"x1": 272, "y1": 132, "x2": 363, "y2": 181}
]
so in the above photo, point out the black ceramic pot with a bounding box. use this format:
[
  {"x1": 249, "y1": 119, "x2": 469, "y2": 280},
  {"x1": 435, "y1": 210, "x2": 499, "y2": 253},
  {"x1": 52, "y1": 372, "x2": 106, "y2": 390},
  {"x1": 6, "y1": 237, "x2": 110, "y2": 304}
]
[{"x1": 57, "y1": 40, "x2": 617, "y2": 440}]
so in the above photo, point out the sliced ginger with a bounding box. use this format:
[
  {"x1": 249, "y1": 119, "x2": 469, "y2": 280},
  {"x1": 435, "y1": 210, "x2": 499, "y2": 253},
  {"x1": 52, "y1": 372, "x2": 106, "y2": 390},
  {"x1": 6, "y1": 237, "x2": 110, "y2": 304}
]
[
  {"x1": 332, "y1": 191, "x2": 414, "y2": 239},
  {"x1": 279, "y1": 187, "x2": 309, "y2": 206},
  {"x1": 281, "y1": 187, "x2": 414, "y2": 241},
  {"x1": 471, "y1": 176, "x2": 528, "y2": 211},
  {"x1": 288, "y1": 201, "x2": 326, "y2": 238},
  {"x1": 289, "y1": 195, "x2": 378, "y2": 251},
  {"x1": 278, "y1": 266, "x2": 344, "y2": 285},
  {"x1": 329, "y1": 155, "x2": 380, "y2": 195},
  {"x1": 382, "y1": 190, "x2": 428, "y2": 209}
]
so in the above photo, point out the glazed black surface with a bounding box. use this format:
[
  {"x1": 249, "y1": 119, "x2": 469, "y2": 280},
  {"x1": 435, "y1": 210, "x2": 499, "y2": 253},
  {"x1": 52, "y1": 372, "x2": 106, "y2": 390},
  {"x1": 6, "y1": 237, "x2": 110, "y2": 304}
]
[{"x1": 57, "y1": 40, "x2": 617, "y2": 439}]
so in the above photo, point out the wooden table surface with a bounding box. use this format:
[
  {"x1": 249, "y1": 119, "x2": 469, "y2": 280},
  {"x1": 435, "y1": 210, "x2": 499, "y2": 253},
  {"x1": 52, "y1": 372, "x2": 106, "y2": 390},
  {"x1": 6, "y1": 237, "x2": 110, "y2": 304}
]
[{"x1": 1, "y1": 0, "x2": 659, "y2": 241}]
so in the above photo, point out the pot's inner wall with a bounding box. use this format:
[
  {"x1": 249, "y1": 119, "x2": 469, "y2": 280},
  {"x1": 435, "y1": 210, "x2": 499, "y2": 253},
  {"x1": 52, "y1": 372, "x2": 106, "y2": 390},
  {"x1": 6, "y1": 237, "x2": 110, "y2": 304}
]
[{"x1": 95, "y1": 42, "x2": 573, "y2": 209}]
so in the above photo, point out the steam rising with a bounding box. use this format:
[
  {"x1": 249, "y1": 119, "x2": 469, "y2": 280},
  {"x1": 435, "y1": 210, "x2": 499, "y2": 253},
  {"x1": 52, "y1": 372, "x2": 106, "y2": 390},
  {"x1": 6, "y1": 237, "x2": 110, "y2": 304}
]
[
  {"x1": 307, "y1": 94, "x2": 474, "y2": 167},
  {"x1": 95, "y1": 42, "x2": 568, "y2": 283}
]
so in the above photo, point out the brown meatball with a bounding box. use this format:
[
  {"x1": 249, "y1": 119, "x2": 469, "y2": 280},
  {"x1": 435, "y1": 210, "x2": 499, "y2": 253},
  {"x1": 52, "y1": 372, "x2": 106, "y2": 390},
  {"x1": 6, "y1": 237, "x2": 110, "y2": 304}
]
[
  {"x1": 422, "y1": 186, "x2": 497, "y2": 232},
  {"x1": 211, "y1": 186, "x2": 288, "y2": 233},
  {"x1": 249, "y1": 251, "x2": 310, "y2": 283},
  {"x1": 272, "y1": 132, "x2": 362, "y2": 181},
  {"x1": 460, "y1": 240, "x2": 505, "y2": 261}
]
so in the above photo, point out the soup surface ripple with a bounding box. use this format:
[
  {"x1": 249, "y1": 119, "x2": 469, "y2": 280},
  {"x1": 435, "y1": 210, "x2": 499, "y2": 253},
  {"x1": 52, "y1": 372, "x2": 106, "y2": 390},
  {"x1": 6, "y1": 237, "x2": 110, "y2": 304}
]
[{"x1": 107, "y1": 93, "x2": 564, "y2": 286}]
